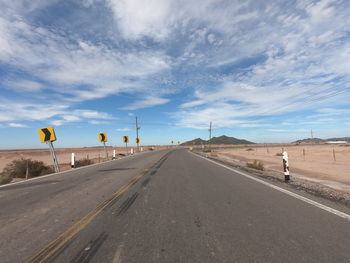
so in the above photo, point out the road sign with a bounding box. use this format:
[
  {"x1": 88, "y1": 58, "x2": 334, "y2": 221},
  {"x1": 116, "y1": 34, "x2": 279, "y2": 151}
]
[
  {"x1": 136, "y1": 137, "x2": 140, "y2": 144},
  {"x1": 98, "y1": 133, "x2": 107, "y2": 142},
  {"x1": 38, "y1": 127, "x2": 56, "y2": 143},
  {"x1": 123, "y1": 136, "x2": 129, "y2": 143}
]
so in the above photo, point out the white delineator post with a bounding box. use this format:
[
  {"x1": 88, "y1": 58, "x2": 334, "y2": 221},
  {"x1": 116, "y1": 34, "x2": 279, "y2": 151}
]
[
  {"x1": 130, "y1": 148, "x2": 134, "y2": 155},
  {"x1": 71, "y1": 153, "x2": 75, "y2": 168},
  {"x1": 282, "y1": 151, "x2": 290, "y2": 182},
  {"x1": 112, "y1": 149, "x2": 116, "y2": 160}
]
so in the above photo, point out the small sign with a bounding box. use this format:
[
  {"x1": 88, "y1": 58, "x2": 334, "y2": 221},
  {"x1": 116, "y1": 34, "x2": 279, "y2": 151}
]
[
  {"x1": 99, "y1": 133, "x2": 108, "y2": 142},
  {"x1": 123, "y1": 136, "x2": 129, "y2": 143},
  {"x1": 136, "y1": 138, "x2": 140, "y2": 144},
  {"x1": 38, "y1": 127, "x2": 56, "y2": 143}
]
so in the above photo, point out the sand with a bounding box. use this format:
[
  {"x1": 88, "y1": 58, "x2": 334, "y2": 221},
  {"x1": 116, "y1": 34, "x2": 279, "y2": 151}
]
[
  {"x1": 216, "y1": 144, "x2": 350, "y2": 185},
  {"x1": 0, "y1": 146, "x2": 163, "y2": 173}
]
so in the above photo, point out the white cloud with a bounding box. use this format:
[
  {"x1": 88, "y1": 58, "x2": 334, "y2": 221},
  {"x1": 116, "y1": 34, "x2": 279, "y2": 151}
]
[
  {"x1": 8, "y1": 122, "x2": 27, "y2": 128},
  {"x1": 116, "y1": 128, "x2": 130, "y2": 132},
  {"x1": 107, "y1": 0, "x2": 173, "y2": 40},
  {"x1": 0, "y1": 100, "x2": 114, "y2": 127},
  {"x1": 0, "y1": 15, "x2": 170, "y2": 103},
  {"x1": 122, "y1": 96, "x2": 169, "y2": 110},
  {"x1": 3, "y1": 80, "x2": 44, "y2": 92},
  {"x1": 89, "y1": 120, "x2": 111, "y2": 125}
]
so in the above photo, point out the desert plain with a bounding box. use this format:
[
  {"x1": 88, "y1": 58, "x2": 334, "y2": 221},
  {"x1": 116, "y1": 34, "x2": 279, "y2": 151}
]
[{"x1": 214, "y1": 143, "x2": 350, "y2": 187}]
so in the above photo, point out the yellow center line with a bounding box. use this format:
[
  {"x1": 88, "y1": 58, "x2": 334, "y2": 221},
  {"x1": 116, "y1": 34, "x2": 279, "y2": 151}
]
[{"x1": 27, "y1": 168, "x2": 151, "y2": 263}]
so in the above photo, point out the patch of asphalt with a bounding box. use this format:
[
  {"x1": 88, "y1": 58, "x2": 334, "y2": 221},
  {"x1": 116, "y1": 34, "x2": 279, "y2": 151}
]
[{"x1": 194, "y1": 151, "x2": 350, "y2": 208}]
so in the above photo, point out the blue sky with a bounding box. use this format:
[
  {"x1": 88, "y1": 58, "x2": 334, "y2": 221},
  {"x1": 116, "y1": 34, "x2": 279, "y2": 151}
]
[{"x1": 1, "y1": 0, "x2": 350, "y2": 149}]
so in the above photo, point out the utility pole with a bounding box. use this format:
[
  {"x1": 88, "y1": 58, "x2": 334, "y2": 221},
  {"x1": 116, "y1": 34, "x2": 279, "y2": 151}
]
[
  {"x1": 311, "y1": 129, "x2": 313, "y2": 139},
  {"x1": 208, "y1": 121, "x2": 212, "y2": 151},
  {"x1": 135, "y1": 116, "x2": 141, "y2": 152}
]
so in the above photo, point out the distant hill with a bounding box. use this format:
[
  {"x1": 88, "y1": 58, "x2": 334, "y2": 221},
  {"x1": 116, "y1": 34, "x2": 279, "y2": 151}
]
[
  {"x1": 294, "y1": 138, "x2": 324, "y2": 143},
  {"x1": 181, "y1": 135, "x2": 254, "y2": 146},
  {"x1": 294, "y1": 137, "x2": 350, "y2": 143}
]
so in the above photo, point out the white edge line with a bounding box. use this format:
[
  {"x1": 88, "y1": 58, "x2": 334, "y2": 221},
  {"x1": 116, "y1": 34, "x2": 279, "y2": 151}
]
[
  {"x1": 191, "y1": 152, "x2": 350, "y2": 221},
  {"x1": 0, "y1": 150, "x2": 158, "y2": 189}
]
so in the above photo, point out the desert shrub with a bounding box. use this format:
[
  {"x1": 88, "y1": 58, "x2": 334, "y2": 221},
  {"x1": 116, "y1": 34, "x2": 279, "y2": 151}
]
[
  {"x1": 275, "y1": 152, "x2": 283, "y2": 156},
  {"x1": 75, "y1": 158, "x2": 93, "y2": 167},
  {"x1": 246, "y1": 148, "x2": 254, "y2": 151},
  {"x1": 203, "y1": 149, "x2": 212, "y2": 152},
  {"x1": 246, "y1": 160, "x2": 264, "y2": 171},
  {"x1": 1, "y1": 158, "x2": 53, "y2": 179},
  {"x1": 0, "y1": 174, "x2": 12, "y2": 185}
]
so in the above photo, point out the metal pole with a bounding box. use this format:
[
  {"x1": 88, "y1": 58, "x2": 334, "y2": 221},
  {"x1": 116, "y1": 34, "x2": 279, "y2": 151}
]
[
  {"x1": 125, "y1": 142, "x2": 128, "y2": 155},
  {"x1": 103, "y1": 142, "x2": 108, "y2": 161},
  {"x1": 136, "y1": 116, "x2": 140, "y2": 152},
  {"x1": 26, "y1": 159, "x2": 29, "y2": 179},
  {"x1": 48, "y1": 141, "x2": 60, "y2": 173},
  {"x1": 208, "y1": 121, "x2": 212, "y2": 151}
]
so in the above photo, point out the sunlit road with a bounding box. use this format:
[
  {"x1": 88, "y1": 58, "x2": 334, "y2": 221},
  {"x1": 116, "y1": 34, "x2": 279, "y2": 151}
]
[{"x1": 1, "y1": 149, "x2": 350, "y2": 263}]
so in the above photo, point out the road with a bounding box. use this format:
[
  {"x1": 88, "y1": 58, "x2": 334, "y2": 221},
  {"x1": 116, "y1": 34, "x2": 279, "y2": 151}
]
[{"x1": 1, "y1": 149, "x2": 349, "y2": 262}]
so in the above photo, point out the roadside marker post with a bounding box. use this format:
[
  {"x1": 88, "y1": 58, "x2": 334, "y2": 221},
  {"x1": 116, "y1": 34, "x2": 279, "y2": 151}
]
[
  {"x1": 283, "y1": 151, "x2": 290, "y2": 182},
  {"x1": 38, "y1": 127, "x2": 60, "y2": 173},
  {"x1": 71, "y1": 153, "x2": 75, "y2": 168},
  {"x1": 112, "y1": 149, "x2": 116, "y2": 160},
  {"x1": 98, "y1": 133, "x2": 108, "y2": 161}
]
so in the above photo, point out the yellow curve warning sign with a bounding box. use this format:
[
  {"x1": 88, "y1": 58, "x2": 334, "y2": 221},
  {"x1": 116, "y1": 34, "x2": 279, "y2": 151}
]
[
  {"x1": 38, "y1": 127, "x2": 57, "y2": 143},
  {"x1": 99, "y1": 133, "x2": 108, "y2": 142}
]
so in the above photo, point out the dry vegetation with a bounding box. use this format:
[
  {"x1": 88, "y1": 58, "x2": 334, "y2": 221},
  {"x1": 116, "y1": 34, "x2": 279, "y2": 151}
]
[{"x1": 216, "y1": 143, "x2": 350, "y2": 185}]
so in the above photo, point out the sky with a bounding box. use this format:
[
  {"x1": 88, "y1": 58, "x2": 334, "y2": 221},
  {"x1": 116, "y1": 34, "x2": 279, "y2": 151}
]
[{"x1": 0, "y1": 0, "x2": 350, "y2": 149}]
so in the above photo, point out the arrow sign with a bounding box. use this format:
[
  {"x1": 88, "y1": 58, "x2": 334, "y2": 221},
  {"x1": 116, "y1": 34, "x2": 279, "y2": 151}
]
[
  {"x1": 42, "y1": 128, "x2": 51, "y2": 141},
  {"x1": 98, "y1": 133, "x2": 108, "y2": 142},
  {"x1": 38, "y1": 127, "x2": 56, "y2": 143}
]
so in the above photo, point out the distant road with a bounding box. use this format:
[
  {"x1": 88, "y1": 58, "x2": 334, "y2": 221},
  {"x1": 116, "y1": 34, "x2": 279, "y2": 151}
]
[{"x1": 1, "y1": 149, "x2": 349, "y2": 262}]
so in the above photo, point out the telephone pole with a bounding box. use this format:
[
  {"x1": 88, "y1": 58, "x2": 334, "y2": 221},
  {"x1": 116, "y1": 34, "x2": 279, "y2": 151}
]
[
  {"x1": 135, "y1": 116, "x2": 141, "y2": 151},
  {"x1": 311, "y1": 129, "x2": 313, "y2": 139},
  {"x1": 208, "y1": 121, "x2": 212, "y2": 151}
]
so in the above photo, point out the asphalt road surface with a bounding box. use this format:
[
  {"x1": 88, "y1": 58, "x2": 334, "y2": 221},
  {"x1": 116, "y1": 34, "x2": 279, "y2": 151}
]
[{"x1": 1, "y1": 149, "x2": 349, "y2": 263}]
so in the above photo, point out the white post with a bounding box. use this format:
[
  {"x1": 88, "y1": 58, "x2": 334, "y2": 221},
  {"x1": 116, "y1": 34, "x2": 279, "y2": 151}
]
[
  {"x1": 71, "y1": 153, "x2": 75, "y2": 168},
  {"x1": 130, "y1": 148, "x2": 134, "y2": 155},
  {"x1": 283, "y1": 151, "x2": 290, "y2": 182},
  {"x1": 113, "y1": 149, "x2": 116, "y2": 160},
  {"x1": 140, "y1": 147, "x2": 143, "y2": 152}
]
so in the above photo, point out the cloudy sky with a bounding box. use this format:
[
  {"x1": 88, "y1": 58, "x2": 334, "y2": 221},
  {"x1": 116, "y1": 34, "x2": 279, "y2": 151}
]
[{"x1": 1, "y1": 0, "x2": 350, "y2": 148}]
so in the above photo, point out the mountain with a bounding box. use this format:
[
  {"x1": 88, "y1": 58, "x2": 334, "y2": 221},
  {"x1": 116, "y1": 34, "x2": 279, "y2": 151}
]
[
  {"x1": 294, "y1": 138, "x2": 324, "y2": 143},
  {"x1": 326, "y1": 137, "x2": 350, "y2": 142},
  {"x1": 181, "y1": 135, "x2": 254, "y2": 146},
  {"x1": 294, "y1": 137, "x2": 350, "y2": 143}
]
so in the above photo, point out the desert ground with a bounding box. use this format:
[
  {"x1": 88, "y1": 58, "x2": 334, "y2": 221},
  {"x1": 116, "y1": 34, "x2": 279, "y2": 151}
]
[
  {"x1": 214, "y1": 143, "x2": 350, "y2": 186},
  {"x1": 0, "y1": 146, "x2": 166, "y2": 173}
]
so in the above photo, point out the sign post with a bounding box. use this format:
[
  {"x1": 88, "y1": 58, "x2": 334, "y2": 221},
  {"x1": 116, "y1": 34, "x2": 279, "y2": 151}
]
[
  {"x1": 98, "y1": 133, "x2": 108, "y2": 161},
  {"x1": 38, "y1": 127, "x2": 60, "y2": 173},
  {"x1": 123, "y1": 136, "x2": 129, "y2": 155}
]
